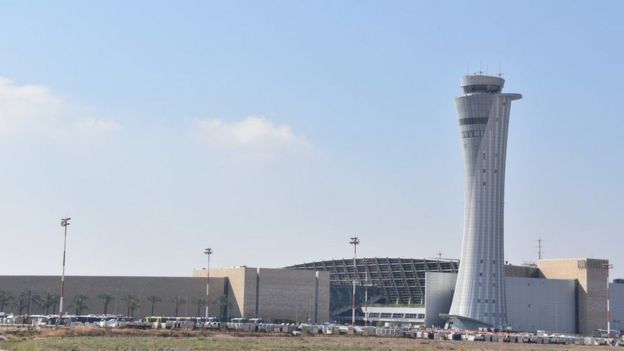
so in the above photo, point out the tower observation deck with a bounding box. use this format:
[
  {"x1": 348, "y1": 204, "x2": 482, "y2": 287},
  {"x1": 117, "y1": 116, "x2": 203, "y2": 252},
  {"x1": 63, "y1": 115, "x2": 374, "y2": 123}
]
[{"x1": 446, "y1": 74, "x2": 521, "y2": 330}]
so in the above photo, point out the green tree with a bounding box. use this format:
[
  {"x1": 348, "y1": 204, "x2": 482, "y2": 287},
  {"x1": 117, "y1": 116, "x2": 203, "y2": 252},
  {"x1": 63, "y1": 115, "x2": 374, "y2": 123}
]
[
  {"x1": 13, "y1": 298, "x2": 27, "y2": 314},
  {"x1": 121, "y1": 295, "x2": 140, "y2": 317},
  {"x1": 28, "y1": 291, "x2": 40, "y2": 316},
  {"x1": 146, "y1": 295, "x2": 161, "y2": 316},
  {"x1": 193, "y1": 298, "x2": 205, "y2": 317},
  {"x1": 97, "y1": 293, "x2": 115, "y2": 315},
  {"x1": 39, "y1": 293, "x2": 60, "y2": 314},
  {"x1": 170, "y1": 296, "x2": 185, "y2": 317},
  {"x1": 14, "y1": 290, "x2": 33, "y2": 315},
  {"x1": 0, "y1": 290, "x2": 14, "y2": 312},
  {"x1": 71, "y1": 294, "x2": 89, "y2": 315}
]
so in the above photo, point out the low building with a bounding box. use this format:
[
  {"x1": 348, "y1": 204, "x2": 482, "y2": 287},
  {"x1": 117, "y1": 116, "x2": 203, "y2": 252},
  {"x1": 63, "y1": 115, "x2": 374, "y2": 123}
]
[
  {"x1": 610, "y1": 280, "x2": 624, "y2": 332},
  {"x1": 537, "y1": 258, "x2": 609, "y2": 335},
  {"x1": 425, "y1": 272, "x2": 577, "y2": 333},
  {"x1": 191, "y1": 267, "x2": 330, "y2": 323},
  {"x1": 0, "y1": 275, "x2": 224, "y2": 318},
  {"x1": 287, "y1": 258, "x2": 459, "y2": 323},
  {"x1": 0, "y1": 267, "x2": 330, "y2": 323},
  {"x1": 363, "y1": 306, "x2": 425, "y2": 327},
  {"x1": 290, "y1": 256, "x2": 620, "y2": 335},
  {"x1": 425, "y1": 258, "x2": 614, "y2": 335}
]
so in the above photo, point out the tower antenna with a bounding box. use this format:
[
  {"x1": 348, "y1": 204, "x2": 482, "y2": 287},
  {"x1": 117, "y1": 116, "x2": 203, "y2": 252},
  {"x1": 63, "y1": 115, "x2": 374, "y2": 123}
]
[
  {"x1": 537, "y1": 238, "x2": 543, "y2": 260},
  {"x1": 498, "y1": 63, "x2": 502, "y2": 77}
]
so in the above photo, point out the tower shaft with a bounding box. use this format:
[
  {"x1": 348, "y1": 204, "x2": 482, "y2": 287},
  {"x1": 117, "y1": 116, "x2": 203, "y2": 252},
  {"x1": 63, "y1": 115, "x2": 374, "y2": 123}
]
[{"x1": 448, "y1": 75, "x2": 521, "y2": 329}]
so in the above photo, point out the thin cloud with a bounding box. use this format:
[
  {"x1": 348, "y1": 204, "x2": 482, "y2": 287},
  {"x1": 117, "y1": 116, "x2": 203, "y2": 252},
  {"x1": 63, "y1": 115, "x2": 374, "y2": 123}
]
[
  {"x1": 196, "y1": 116, "x2": 309, "y2": 151},
  {"x1": 0, "y1": 76, "x2": 119, "y2": 139},
  {"x1": 74, "y1": 117, "x2": 121, "y2": 136}
]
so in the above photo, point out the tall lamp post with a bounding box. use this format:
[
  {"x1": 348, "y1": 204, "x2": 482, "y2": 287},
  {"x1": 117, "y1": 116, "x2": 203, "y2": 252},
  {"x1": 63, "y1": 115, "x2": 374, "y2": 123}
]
[
  {"x1": 363, "y1": 259, "x2": 373, "y2": 326},
  {"x1": 349, "y1": 236, "x2": 360, "y2": 327},
  {"x1": 204, "y1": 248, "x2": 213, "y2": 319},
  {"x1": 603, "y1": 262, "x2": 614, "y2": 338},
  {"x1": 59, "y1": 217, "x2": 71, "y2": 320}
]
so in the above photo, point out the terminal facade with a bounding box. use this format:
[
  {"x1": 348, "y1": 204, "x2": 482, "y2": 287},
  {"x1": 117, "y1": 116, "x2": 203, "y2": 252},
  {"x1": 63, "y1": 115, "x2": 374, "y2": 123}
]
[
  {"x1": 0, "y1": 267, "x2": 330, "y2": 323},
  {"x1": 291, "y1": 256, "x2": 617, "y2": 335},
  {"x1": 0, "y1": 256, "x2": 619, "y2": 335}
]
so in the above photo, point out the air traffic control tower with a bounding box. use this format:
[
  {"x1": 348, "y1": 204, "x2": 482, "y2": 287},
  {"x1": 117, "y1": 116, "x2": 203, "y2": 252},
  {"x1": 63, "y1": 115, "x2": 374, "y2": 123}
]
[{"x1": 446, "y1": 75, "x2": 521, "y2": 330}]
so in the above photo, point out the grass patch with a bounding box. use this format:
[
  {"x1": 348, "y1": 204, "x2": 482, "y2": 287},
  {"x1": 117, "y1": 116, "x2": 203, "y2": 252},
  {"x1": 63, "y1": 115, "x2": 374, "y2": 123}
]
[{"x1": 0, "y1": 329, "x2": 599, "y2": 351}]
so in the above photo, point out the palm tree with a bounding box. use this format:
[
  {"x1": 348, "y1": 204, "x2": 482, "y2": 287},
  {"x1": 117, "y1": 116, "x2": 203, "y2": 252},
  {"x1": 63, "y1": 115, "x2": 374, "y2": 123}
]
[
  {"x1": 121, "y1": 295, "x2": 140, "y2": 317},
  {"x1": 0, "y1": 290, "x2": 14, "y2": 312},
  {"x1": 170, "y1": 296, "x2": 185, "y2": 317},
  {"x1": 14, "y1": 290, "x2": 33, "y2": 315},
  {"x1": 39, "y1": 293, "x2": 59, "y2": 314},
  {"x1": 215, "y1": 294, "x2": 229, "y2": 320},
  {"x1": 146, "y1": 295, "x2": 162, "y2": 316},
  {"x1": 13, "y1": 299, "x2": 27, "y2": 315},
  {"x1": 193, "y1": 298, "x2": 204, "y2": 317},
  {"x1": 71, "y1": 294, "x2": 89, "y2": 315},
  {"x1": 97, "y1": 293, "x2": 115, "y2": 315},
  {"x1": 28, "y1": 291, "x2": 40, "y2": 316},
  {"x1": 32, "y1": 294, "x2": 45, "y2": 314}
]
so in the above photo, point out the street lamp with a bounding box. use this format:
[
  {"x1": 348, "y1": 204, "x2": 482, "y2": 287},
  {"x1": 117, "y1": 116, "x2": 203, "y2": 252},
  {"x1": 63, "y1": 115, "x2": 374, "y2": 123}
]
[
  {"x1": 603, "y1": 262, "x2": 614, "y2": 338},
  {"x1": 349, "y1": 236, "x2": 360, "y2": 327},
  {"x1": 204, "y1": 248, "x2": 213, "y2": 319},
  {"x1": 362, "y1": 259, "x2": 373, "y2": 326},
  {"x1": 59, "y1": 217, "x2": 71, "y2": 320}
]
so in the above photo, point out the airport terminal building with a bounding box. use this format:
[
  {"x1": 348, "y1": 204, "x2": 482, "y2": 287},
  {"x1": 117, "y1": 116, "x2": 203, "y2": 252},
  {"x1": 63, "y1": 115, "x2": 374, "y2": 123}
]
[
  {"x1": 291, "y1": 256, "x2": 617, "y2": 335},
  {"x1": 0, "y1": 267, "x2": 330, "y2": 323},
  {"x1": 0, "y1": 256, "x2": 619, "y2": 335}
]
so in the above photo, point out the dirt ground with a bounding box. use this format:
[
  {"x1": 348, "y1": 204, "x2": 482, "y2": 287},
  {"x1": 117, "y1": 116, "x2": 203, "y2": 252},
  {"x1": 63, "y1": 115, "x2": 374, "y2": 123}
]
[{"x1": 0, "y1": 327, "x2": 612, "y2": 351}]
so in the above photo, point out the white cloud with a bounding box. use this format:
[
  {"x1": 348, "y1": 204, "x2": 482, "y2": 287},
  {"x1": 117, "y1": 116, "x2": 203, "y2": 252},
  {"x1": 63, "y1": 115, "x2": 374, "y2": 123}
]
[
  {"x1": 196, "y1": 116, "x2": 308, "y2": 151},
  {"x1": 0, "y1": 76, "x2": 119, "y2": 139},
  {"x1": 74, "y1": 117, "x2": 121, "y2": 136}
]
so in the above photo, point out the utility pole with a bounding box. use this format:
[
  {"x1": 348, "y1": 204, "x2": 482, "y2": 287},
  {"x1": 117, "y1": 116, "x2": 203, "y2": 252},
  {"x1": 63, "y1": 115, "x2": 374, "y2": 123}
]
[
  {"x1": 603, "y1": 262, "x2": 614, "y2": 338},
  {"x1": 203, "y1": 248, "x2": 213, "y2": 319},
  {"x1": 349, "y1": 236, "x2": 360, "y2": 327},
  {"x1": 59, "y1": 217, "x2": 71, "y2": 322},
  {"x1": 363, "y1": 259, "x2": 373, "y2": 326}
]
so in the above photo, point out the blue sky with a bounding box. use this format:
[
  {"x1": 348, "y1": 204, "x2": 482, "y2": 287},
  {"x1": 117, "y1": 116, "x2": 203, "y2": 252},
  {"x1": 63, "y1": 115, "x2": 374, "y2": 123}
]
[{"x1": 0, "y1": 1, "x2": 622, "y2": 278}]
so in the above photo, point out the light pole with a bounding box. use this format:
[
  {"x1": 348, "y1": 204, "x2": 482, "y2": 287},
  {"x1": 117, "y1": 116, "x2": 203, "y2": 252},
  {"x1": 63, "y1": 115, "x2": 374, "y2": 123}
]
[
  {"x1": 59, "y1": 217, "x2": 71, "y2": 321},
  {"x1": 204, "y1": 248, "x2": 213, "y2": 319},
  {"x1": 603, "y1": 262, "x2": 614, "y2": 338},
  {"x1": 349, "y1": 236, "x2": 359, "y2": 327},
  {"x1": 363, "y1": 259, "x2": 373, "y2": 326}
]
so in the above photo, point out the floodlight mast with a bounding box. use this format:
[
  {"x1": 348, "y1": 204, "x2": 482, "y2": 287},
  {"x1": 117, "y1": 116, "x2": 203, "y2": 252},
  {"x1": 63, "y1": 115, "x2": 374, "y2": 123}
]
[
  {"x1": 59, "y1": 217, "x2": 71, "y2": 320},
  {"x1": 204, "y1": 248, "x2": 213, "y2": 319},
  {"x1": 349, "y1": 236, "x2": 360, "y2": 327},
  {"x1": 363, "y1": 259, "x2": 373, "y2": 326},
  {"x1": 603, "y1": 263, "x2": 614, "y2": 338}
]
